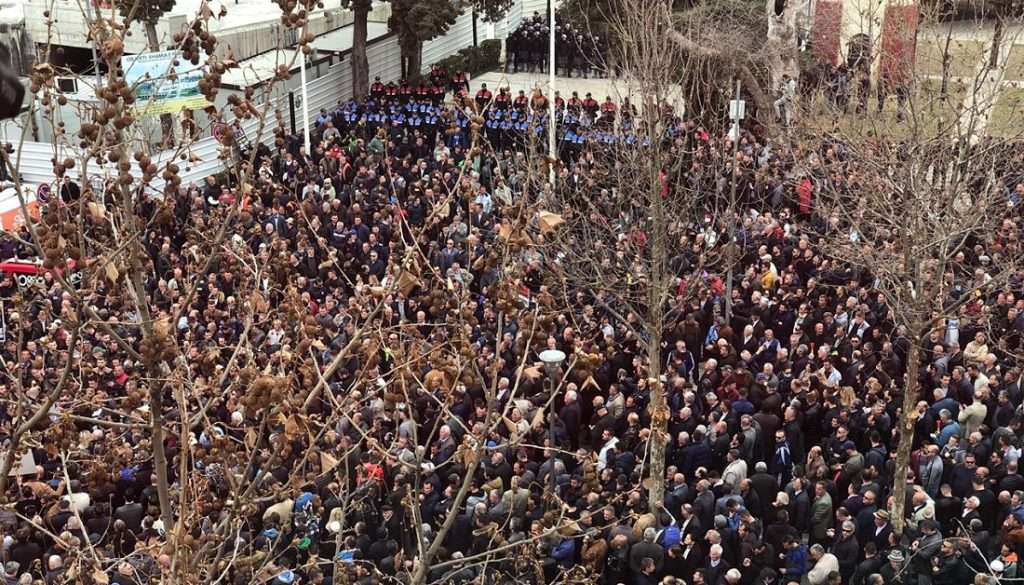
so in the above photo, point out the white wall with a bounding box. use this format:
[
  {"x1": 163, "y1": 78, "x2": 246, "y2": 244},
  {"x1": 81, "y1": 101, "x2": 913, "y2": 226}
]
[
  {"x1": 520, "y1": 0, "x2": 560, "y2": 18},
  {"x1": 176, "y1": 33, "x2": 402, "y2": 187},
  {"x1": 23, "y1": 0, "x2": 188, "y2": 55},
  {"x1": 493, "y1": 2, "x2": 525, "y2": 41},
  {"x1": 420, "y1": 1, "x2": 526, "y2": 74},
  {"x1": 421, "y1": 10, "x2": 477, "y2": 73},
  {"x1": 23, "y1": 0, "x2": 390, "y2": 62}
]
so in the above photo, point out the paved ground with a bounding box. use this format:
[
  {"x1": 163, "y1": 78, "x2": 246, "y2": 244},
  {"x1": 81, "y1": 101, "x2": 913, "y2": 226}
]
[{"x1": 958, "y1": 21, "x2": 1016, "y2": 138}]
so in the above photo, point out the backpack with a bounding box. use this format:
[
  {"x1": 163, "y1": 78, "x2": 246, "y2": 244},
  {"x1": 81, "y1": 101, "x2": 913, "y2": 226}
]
[{"x1": 658, "y1": 526, "x2": 682, "y2": 548}]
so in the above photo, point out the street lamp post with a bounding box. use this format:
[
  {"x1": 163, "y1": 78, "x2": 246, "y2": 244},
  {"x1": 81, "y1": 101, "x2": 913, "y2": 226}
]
[
  {"x1": 547, "y1": 0, "x2": 556, "y2": 186},
  {"x1": 299, "y1": 49, "x2": 312, "y2": 155},
  {"x1": 539, "y1": 349, "x2": 566, "y2": 507}
]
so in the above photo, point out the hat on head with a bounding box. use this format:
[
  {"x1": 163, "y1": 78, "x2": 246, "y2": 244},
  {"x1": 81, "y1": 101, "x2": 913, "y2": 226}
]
[
  {"x1": 889, "y1": 550, "x2": 904, "y2": 562},
  {"x1": 874, "y1": 510, "x2": 890, "y2": 520},
  {"x1": 842, "y1": 520, "x2": 855, "y2": 531},
  {"x1": 842, "y1": 441, "x2": 856, "y2": 451}
]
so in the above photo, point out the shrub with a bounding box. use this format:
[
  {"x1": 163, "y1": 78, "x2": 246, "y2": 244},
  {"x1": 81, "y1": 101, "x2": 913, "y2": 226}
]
[
  {"x1": 435, "y1": 53, "x2": 467, "y2": 75},
  {"x1": 480, "y1": 39, "x2": 501, "y2": 63},
  {"x1": 435, "y1": 40, "x2": 502, "y2": 77}
]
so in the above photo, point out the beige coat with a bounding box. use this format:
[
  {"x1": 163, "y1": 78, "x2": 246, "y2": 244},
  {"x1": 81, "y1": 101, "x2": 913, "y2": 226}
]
[
  {"x1": 807, "y1": 552, "x2": 840, "y2": 585},
  {"x1": 959, "y1": 401, "x2": 988, "y2": 436}
]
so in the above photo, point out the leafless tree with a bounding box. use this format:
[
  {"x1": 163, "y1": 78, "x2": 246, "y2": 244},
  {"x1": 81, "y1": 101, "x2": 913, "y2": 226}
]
[
  {"x1": 0, "y1": 0, "x2": 400, "y2": 582},
  {"x1": 791, "y1": 24, "x2": 1024, "y2": 534},
  {"x1": 541, "y1": 0, "x2": 724, "y2": 515}
]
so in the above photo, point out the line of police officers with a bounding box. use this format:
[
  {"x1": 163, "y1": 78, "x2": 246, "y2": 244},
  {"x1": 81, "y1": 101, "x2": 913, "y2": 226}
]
[
  {"x1": 506, "y1": 12, "x2": 604, "y2": 78},
  {"x1": 473, "y1": 83, "x2": 641, "y2": 159}
]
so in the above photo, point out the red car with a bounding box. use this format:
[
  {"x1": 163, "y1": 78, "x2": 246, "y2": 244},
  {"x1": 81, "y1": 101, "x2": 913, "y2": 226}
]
[{"x1": 0, "y1": 259, "x2": 82, "y2": 289}]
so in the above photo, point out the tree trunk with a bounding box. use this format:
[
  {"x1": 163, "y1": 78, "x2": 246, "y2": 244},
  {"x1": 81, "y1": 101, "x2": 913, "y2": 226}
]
[
  {"x1": 647, "y1": 334, "x2": 668, "y2": 514},
  {"x1": 724, "y1": 82, "x2": 740, "y2": 323},
  {"x1": 989, "y1": 17, "x2": 1004, "y2": 69},
  {"x1": 127, "y1": 246, "x2": 175, "y2": 529},
  {"x1": 143, "y1": 21, "x2": 176, "y2": 148},
  {"x1": 646, "y1": 151, "x2": 668, "y2": 515},
  {"x1": 890, "y1": 338, "x2": 921, "y2": 537},
  {"x1": 352, "y1": 0, "x2": 371, "y2": 99},
  {"x1": 667, "y1": 31, "x2": 772, "y2": 120},
  {"x1": 764, "y1": 0, "x2": 800, "y2": 104},
  {"x1": 472, "y1": 6, "x2": 478, "y2": 47},
  {"x1": 940, "y1": 20, "x2": 954, "y2": 99},
  {"x1": 118, "y1": 134, "x2": 175, "y2": 528},
  {"x1": 409, "y1": 41, "x2": 423, "y2": 81},
  {"x1": 149, "y1": 383, "x2": 175, "y2": 528}
]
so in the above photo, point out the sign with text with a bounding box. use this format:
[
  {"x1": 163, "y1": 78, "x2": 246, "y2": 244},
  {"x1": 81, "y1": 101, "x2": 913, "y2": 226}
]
[{"x1": 121, "y1": 50, "x2": 206, "y2": 115}]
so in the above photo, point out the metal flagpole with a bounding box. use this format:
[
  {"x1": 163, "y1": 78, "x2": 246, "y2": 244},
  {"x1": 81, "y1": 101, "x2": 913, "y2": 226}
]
[
  {"x1": 547, "y1": 0, "x2": 556, "y2": 185},
  {"x1": 300, "y1": 50, "x2": 311, "y2": 154}
]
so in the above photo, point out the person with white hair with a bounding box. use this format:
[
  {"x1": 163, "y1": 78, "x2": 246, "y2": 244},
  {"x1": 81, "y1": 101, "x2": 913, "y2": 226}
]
[
  {"x1": 807, "y1": 543, "x2": 840, "y2": 585},
  {"x1": 962, "y1": 495, "x2": 983, "y2": 525},
  {"x1": 704, "y1": 543, "x2": 730, "y2": 584}
]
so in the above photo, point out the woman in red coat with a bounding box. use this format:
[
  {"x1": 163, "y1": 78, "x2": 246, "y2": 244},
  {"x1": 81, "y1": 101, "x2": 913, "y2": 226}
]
[{"x1": 797, "y1": 176, "x2": 813, "y2": 217}]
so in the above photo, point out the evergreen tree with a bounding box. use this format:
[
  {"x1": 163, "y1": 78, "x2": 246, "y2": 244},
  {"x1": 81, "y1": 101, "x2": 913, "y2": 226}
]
[
  {"x1": 388, "y1": 0, "x2": 459, "y2": 79},
  {"x1": 342, "y1": 0, "x2": 373, "y2": 99}
]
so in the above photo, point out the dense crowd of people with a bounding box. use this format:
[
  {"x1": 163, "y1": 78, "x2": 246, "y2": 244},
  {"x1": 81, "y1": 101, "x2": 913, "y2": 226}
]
[{"x1": 0, "y1": 47, "x2": 1022, "y2": 585}]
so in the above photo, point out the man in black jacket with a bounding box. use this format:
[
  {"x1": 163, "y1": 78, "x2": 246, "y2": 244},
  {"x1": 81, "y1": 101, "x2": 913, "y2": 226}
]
[
  {"x1": 560, "y1": 390, "x2": 582, "y2": 450},
  {"x1": 703, "y1": 543, "x2": 731, "y2": 585},
  {"x1": 692, "y1": 480, "x2": 716, "y2": 535},
  {"x1": 789, "y1": 477, "x2": 812, "y2": 534},
  {"x1": 633, "y1": 557, "x2": 659, "y2": 585},
  {"x1": 114, "y1": 490, "x2": 144, "y2": 534},
  {"x1": 851, "y1": 542, "x2": 885, "y2": 585},
  {"x1": 751, "y1": 461, "x2": 780, "y2": 508},
  {"x1": 681, "y1": 430, "x2": 713, "y2": 478},
  {"x1": 629, "y1": 528, "x2": 665, "y2": 575},
  {"x1": 830, "y1": 520, "x2": 860, "y2": 583}
]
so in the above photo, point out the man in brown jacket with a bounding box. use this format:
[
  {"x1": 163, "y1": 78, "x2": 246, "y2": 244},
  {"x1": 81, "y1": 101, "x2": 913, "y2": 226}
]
[{"x1": 580, "y1": 531, "x2": 608, "y2": 574}]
